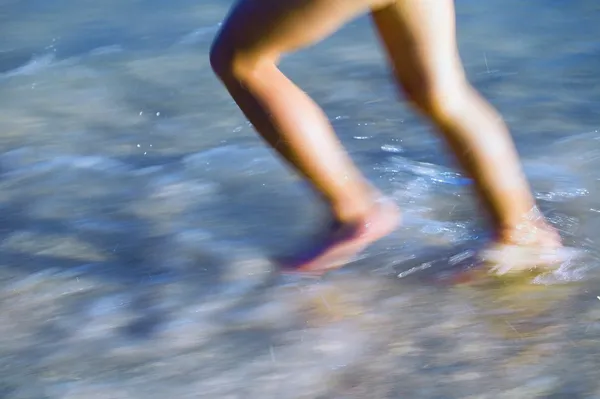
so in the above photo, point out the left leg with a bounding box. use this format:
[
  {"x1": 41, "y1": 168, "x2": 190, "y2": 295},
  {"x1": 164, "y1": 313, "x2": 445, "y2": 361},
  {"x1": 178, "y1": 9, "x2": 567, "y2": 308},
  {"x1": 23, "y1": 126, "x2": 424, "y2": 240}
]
[{"x1": 210, "y1": 0, "x2": 401, "y2": 274}]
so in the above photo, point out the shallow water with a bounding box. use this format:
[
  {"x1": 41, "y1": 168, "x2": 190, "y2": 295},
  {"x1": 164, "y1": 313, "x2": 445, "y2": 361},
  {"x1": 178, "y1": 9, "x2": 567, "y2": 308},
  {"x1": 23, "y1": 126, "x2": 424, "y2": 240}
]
[{"x1": 1, "y1": 0, "x2": 600, "y2": 397}]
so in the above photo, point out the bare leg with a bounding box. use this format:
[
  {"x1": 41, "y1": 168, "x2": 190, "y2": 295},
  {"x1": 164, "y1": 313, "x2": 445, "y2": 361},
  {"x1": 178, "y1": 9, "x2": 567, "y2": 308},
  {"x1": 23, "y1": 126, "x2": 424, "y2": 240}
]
[
  {"x1": 210, "y1": 0, "x2": 564, "y2": 275},
  {"x1": 371, "y1": 0, "x2": 562, "y2": 255},
  {"x1": 210, "y1": 0, "x2": 400, "y2": 273}
]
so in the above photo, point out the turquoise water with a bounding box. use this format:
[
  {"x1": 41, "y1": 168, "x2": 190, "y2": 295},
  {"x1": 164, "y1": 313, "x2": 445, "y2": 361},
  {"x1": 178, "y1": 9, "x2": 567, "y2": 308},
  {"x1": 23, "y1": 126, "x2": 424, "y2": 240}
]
[{"x1": 1, "y1": 0, "x2": 600, "y2": 397}]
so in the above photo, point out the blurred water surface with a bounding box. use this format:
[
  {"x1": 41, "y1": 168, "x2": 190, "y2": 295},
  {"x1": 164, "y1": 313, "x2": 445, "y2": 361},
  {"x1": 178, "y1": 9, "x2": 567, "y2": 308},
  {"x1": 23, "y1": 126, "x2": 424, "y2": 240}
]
[{"x1": 1, "y1": 0, "x2": 600, "y2": 397}]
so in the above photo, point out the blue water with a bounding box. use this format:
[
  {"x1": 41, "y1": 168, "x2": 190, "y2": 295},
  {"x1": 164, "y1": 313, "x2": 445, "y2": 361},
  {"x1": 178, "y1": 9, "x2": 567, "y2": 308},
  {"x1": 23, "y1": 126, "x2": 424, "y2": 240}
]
[{"x1": 1, "y1": 0, "x2": 600, "y2": 397}]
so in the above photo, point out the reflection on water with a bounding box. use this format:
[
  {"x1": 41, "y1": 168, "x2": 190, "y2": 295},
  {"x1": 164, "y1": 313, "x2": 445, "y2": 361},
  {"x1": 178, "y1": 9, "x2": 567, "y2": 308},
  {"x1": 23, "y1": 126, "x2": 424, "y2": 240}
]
[{"x1": 1, "y1": 0, "x2": 600, "y2": 397}]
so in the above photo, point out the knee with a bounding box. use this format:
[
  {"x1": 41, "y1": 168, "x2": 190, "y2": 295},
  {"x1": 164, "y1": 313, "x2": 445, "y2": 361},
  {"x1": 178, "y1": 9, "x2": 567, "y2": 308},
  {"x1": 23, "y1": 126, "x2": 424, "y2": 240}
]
[
  {"x1": 209, "y1": 34, "x2": 276, "y2": 83},
  {"x1": 209, "y1": 35, "x2": 239, "y2": 80},
  {"x1": 400, "y1": 71, "x2": 470, "y2": 120}
]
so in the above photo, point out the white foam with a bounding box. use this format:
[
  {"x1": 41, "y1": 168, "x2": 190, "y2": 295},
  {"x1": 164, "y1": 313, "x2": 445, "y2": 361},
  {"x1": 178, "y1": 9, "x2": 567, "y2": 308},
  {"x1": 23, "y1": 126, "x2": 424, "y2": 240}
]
[
  {"x1": 176, "y1": 24, "x2": 222, "y2": 46},
  {"x1": 2, "y1": 53, "x2": 55, "y2": 78},
  {"x1": 89, "y1": 45, "x2": 124, "y2": 57}
]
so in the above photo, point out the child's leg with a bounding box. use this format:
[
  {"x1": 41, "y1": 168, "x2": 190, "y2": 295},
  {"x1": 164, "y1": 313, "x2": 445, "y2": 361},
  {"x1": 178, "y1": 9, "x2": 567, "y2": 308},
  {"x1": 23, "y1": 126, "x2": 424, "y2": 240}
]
[
  {"x1": 371, "y1": 0, "x2": 561, "y2": 248},
  {"x1": 210, "y1": 0, "x2": 400, "y2": 273}
]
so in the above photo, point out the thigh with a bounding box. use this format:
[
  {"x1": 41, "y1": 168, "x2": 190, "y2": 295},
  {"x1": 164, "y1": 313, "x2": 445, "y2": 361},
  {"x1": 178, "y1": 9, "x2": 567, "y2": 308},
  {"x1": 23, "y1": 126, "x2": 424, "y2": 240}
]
[
  {"x1": 370, "y1": 0, "x2": 465, "y2": 91},
  {"x1": 212, "y1": 0, "x2": 393, "y2": 63}
]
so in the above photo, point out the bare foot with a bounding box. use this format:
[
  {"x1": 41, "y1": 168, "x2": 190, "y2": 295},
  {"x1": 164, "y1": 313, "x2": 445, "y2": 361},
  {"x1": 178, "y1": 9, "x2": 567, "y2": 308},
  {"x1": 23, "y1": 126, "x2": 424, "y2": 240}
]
[
  {"x1": 479, "y1": 209, "x2": 580, "y2": 275},
  {"x1": 280, "y1": 197, "x2": 401, "y2": 276}
]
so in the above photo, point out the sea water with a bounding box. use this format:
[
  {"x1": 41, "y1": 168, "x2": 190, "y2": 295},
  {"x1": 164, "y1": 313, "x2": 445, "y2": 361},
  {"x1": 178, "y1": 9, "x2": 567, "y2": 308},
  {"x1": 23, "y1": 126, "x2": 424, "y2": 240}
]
[{"x1": 1, "y1": 0, "x2": 600, "y2": 397}]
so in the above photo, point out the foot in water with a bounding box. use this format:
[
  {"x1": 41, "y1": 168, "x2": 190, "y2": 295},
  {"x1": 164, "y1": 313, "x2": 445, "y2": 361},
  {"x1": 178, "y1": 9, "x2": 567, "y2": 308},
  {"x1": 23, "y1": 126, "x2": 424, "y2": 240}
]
[
  {"x1": 479, "y1": 209, "x2": 579, "y2": 276},
  {"x1": 279, "y1": 197, "x2": 401, "y2": 276},
  {"x1": 438, "y1": 217, "x2": 577, "y2": 286}
]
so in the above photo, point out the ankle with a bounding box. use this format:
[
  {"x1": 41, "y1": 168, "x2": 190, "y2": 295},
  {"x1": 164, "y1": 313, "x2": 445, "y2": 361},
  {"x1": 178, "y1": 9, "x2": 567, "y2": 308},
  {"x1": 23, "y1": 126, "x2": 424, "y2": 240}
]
[
  {"x1": 331, "y1": 192, "x2": 397, "y2": 225},
  {"x1": 331, "y1": 200, "x2": 376, "y2": 225},
  {"x1": 494, "y1": 207, "x2": 560, "y2": 247}
]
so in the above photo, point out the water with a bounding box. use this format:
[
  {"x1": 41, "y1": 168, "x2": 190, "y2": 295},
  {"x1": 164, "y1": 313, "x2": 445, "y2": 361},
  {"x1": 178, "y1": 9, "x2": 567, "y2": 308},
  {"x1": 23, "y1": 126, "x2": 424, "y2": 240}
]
[{"x1": 1, "y1": 0, "x2": 600, "y2": 397}]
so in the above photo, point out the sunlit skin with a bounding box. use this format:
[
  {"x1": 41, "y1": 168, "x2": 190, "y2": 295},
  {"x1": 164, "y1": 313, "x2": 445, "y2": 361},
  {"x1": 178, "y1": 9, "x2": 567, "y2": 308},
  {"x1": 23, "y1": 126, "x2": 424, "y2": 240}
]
[{"x1": 210, "y1": 0, "x2": 563, "y2": 275}]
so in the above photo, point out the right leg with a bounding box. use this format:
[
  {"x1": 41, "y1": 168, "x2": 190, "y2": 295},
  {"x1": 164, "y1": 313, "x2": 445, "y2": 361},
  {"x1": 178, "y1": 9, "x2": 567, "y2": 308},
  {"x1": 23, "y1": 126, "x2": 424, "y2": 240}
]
[
  {"x1": 370, "y1": 0, "x2": 561, "y2": 247},
  {"x1": 210, "y1": 0, "x2": 400, "y2": 273},
  {"x1": 370, "y1": 0, "x2": 567, "y2": 272}
]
